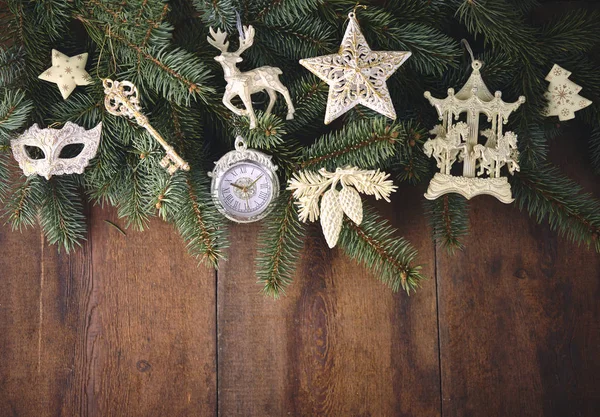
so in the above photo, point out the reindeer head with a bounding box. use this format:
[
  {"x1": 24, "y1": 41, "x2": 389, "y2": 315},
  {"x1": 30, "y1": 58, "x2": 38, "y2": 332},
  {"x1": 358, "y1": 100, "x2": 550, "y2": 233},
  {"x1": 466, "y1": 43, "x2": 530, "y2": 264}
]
[{"x1": 207, "y1": 25, "x2": 255, "y2": 64}]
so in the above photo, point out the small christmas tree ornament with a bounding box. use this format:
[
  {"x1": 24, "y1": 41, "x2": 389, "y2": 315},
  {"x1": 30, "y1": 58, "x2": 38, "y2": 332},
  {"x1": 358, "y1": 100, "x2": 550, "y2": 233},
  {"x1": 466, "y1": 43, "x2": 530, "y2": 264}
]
[
  {"x1": 38, "y1": 49, "x2": 92, "y2": 99},
  {"x1": 103, "y1": 79, "x2": 190, "y2": 174},
  {"x1": 544, "y1": 64, "x2": 592, "y2": 121},
  {"x1": 288, "y1": 167, "x2": 396, "y2": 248},
  {"x1": 423, "y1": 58, "x2": 526, "y2": 204},
  {"x1": 209, "y1": 136, "x2": 279, "y2": 223},
  {"x1": 299, "y1": 9, "x2": 411, "y2": 125},
  {"x1": 11, "y1": 122, "x2": 102, "y2": 180},
  {"x1": 207, "y1": 25, "x2": 295, "y2": 129}
]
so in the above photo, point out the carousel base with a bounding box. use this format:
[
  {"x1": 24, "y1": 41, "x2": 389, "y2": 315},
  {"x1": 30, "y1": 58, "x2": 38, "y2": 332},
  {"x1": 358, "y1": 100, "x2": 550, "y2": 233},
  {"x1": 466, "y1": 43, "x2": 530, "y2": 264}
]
[{"x1": 424, "y1": 173, "x2": 514, "y2": 204}]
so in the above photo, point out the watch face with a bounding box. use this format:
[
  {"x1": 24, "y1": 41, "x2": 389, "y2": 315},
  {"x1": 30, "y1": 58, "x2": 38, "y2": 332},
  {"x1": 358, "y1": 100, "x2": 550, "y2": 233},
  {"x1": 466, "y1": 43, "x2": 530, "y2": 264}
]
[{"x1": 215, "y1": 161, "x2": 278, "y2": 222}]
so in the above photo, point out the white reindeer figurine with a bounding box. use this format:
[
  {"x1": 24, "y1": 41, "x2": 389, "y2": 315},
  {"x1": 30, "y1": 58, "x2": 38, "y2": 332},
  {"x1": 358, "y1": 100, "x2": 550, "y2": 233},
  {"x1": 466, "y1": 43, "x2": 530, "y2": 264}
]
[{"x1": 208, "y1": 25, "x2": 295, "y2": 129}]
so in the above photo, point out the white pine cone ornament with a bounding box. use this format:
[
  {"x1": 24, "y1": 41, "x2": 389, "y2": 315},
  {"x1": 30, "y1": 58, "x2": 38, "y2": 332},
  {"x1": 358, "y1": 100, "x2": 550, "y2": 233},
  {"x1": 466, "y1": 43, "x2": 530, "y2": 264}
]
[
  {"x1": 287, "y1": 166, "x2": 397, "y2": 249},
  {"x1": 320, "y1": 189, "x2": 344, "y2": 248},
  {"x1": 338, "y1": 185, "x2": 363, "y2": 225}
]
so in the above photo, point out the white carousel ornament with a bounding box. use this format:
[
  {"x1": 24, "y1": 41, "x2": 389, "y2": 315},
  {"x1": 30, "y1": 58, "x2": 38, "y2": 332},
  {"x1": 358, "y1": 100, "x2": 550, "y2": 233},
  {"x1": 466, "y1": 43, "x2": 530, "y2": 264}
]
[
  {"x1": 288, "y1": 167, "x2": 396, "y2": 248},
  {"x1": 207, "y1": 25, "x2": 295, "y2": 129},
  {"x1": 299, "y1": 9, "x2": 411, "y2": 125},
  {"x1": 103, "y1": 78, "x2": 190, "y2": 174},
  {"x1": 209, "y1": 136, "x2": 279, "y2": 223},
  {"x1": 423, "y1": 58, "x2": 526, "y2": 204},
  {"x1": 544, "y1": 64, "x2": 592, "y2": 121},
  {"x1": 11, "y1": 122, "x2": 102, "y2": 179}
]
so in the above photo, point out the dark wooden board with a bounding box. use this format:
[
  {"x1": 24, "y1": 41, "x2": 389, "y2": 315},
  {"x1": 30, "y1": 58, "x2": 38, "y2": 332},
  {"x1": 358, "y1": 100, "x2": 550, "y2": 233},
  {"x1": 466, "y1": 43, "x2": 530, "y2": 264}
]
[
  {"x1": 0, "y1": 206, "x2": 217, "y2": 417},
  {"x1": 217, "y1": 185, "x2": 440, "y2": 417},
  {"x1": 436, "y1": 137, "x2": 600, "y2": 417}
]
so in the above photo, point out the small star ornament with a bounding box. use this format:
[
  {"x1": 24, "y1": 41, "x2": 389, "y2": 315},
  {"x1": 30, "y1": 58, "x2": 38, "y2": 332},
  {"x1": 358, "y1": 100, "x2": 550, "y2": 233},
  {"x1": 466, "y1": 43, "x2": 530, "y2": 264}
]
[
  {"x1": 38, "y1": 49, "x2": 92, "y2": 99},
  {"x1": 299, "y1": 11, "x2": 411, "y2": 124}
]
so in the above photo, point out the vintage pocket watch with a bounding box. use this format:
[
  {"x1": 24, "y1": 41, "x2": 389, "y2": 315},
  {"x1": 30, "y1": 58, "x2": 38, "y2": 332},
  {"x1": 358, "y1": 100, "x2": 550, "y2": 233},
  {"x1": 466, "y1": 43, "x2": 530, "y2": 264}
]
[{"x1": 208, "y1": 136, "x2": 279, "y2": 223}]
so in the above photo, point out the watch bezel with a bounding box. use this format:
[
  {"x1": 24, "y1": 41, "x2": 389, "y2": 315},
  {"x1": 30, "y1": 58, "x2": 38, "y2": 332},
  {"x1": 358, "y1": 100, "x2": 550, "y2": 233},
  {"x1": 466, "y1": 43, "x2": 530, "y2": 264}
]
[{"x1": 208, "y1": 137, "x2": 280, "y2": 224}]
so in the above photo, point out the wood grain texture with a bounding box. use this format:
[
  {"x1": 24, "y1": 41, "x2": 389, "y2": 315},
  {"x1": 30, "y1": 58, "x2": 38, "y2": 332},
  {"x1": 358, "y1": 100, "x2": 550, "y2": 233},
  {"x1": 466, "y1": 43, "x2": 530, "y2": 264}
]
[
  {"x1": 0, "y1": 206, "x2": 217, "y2": 417},
  {"x1": 437, "y1": 137, "x2": 600, "y2": 417},
  {"x1": 217, "y1": 185, "x2": 440, "y2": 417},
  {"x1": 0, "y1": 211, "x2": 91, "y2": 416},
  {"x1": 84, "y1": 205, "x2": 217, "y2": 417}
]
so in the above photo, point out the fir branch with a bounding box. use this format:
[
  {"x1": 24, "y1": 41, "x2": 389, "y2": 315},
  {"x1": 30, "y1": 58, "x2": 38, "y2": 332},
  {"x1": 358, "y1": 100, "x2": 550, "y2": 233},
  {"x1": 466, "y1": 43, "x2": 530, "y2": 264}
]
[
  {"x1": 512, "y1": 164, "x2": 600, "y2": 252},
  {"x1": 256, "y1": 191, "x2": 307, "y2": 297},
  {"x1": 424, "y1": 194, "x2": 469, "y2": 252},
  {"x1": 232, "y1": 111, "x2": 287, "y2": 150},
  {"x1": 590, "y1": 126, "x2": 600, "y2": 175},
  {"x1": 39, "y1": 176, "x2": 87, "y2": 252},
  {"x1": 542, "y1": 9, "x2": 600, "y2": 57},
  {"x1": 193, "y1": 0, "x2": 237, "y2": 31},
  {"x1": 361, "y1": 8, "x2": 460, "y2": 76},
  {"x1": 338, "y1": 206, "x2": 424, "y2": 293},
  {"x1": 173, "y1": 174, "x2": 227, "y2": 267},
  {"x1": 255, "y1": 0, "x2": 322, "y2": 25},
  {"x1": 285, "y1": 75, "x2": 328, "y2": 135},
  {"x1": 2, "y1": 175, "x2": 44, "y2": 230},
  {"x1": 0, "y1": 149, "x2": 9, "y2": 199},
  {"x1": 0, "y1": 89, "x2": 32, "y2": 143},
  {"x1": 116, "y1": 158, "x2": 152, "y2": 231},
  {"x1": 301, "y1": 119, "x2": 404, "y2": 171}
]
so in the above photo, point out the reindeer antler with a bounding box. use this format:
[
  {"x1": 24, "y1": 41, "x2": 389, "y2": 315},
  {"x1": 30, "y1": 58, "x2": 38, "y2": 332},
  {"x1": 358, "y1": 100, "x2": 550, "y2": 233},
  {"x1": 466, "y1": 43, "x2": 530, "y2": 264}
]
[
  {"x1": 235, "y1": 25, "x2": 255, "y2": 55},
  {"x1": 207, "y1": 27, "x2": 229, "y2": 52}
]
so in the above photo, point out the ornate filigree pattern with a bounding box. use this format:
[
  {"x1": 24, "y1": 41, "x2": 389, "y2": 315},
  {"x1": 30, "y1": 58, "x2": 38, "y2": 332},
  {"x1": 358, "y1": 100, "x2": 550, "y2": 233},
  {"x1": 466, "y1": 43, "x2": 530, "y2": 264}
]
[
  {"x1": 208, "y1": 136, "x2": 280, "y2": 223},
  {"x1": 423, "y1": 60, "x2": 525, "y2": 203},
  {"x1": 299, "y1": 12, "x2": 411, "y2": 125},
  {"x1": 11, "y1": 122, "x2": 102, "y2": 179},
  {"x1": 103, "y1": 78, "x2": 190, "y2": 174},
  {"x1": 208, "y1": 136, "x2": 278, "y2": 179}
]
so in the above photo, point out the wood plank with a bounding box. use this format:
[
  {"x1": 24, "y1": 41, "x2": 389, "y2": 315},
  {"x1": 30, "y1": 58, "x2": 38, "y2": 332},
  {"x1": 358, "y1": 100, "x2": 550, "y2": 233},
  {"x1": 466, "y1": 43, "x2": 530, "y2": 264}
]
[
  {"x1": 437, "y1": 136, "x2": 600, "y2": 417},
  {"x1": 0, "y1": 215, "x2": 91, "y2": 416},
  {"x1": 84, "y1": 205, "x2": 217, "y2": 417},
  {"x1": 217, "y1": 184, "x2": 440, "y2": 416}
]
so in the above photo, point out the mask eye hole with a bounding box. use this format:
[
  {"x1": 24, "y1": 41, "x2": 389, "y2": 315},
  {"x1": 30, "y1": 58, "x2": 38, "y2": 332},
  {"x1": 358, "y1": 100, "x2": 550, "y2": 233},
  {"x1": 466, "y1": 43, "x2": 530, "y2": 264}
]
[
  {"x1": 25, "y1": 146, "x2": 46, "y2": 160},
  {"x1": 59, "y1": 143, "x2": 85, "y2": 159}
]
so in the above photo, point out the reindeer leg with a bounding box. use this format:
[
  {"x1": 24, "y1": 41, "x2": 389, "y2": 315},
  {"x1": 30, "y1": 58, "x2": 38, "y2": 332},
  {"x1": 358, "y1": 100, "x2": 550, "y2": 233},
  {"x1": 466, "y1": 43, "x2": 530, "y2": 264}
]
[
  {"x1": 272, "y1": 83, "x2": 295, "y2": 120},
  {"x1": 239, "y1": 90, "x2": 257, "y2": 129},
  {"x1": 222, "y1": 90, "x2": 245, "y2": 116},
  {"x1": 265, "y1": 88, "x2": 277, "y2": 115}
]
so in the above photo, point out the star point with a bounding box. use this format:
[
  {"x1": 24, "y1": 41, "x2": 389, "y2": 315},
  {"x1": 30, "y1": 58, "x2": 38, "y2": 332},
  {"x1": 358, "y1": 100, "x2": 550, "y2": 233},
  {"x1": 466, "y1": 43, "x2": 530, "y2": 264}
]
[
  {"x1": 299, "y1": 14, "x2": 411, "y2": 124},
  {"x1": 38, "y1": 49, "x2": 92, "y2": 100}
]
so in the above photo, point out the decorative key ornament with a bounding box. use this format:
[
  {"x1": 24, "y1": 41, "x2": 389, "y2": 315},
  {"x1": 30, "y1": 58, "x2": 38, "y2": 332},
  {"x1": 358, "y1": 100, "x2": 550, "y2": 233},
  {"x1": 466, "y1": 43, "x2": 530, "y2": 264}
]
[
  {"x1": 11, "y1": 122, "x2": 102, "y2": 180},
  {"x1": 103, "y1": 78, "x2": 190, "y2": 174}
]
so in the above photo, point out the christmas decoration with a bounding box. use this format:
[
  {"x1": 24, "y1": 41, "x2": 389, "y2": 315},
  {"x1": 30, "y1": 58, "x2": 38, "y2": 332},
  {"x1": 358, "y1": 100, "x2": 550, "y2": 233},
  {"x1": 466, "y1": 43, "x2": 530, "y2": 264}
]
[
  {"x1": 2, "y1": 0, "x2": 600, "y2": 297},
  {"x1": 288, "y1": 167, "x2": 396, "y2": 248},
  {"x1": 38, "y1": 49, "x2": 92, "y2": 99},
  {"x1": 423, "y1": 59, "x2": 526, "y2": 203},
  {"x1": 209, "y1": 136, "x2": 279, "y2": 223},
  {"x1": 207, "y1": 25, "x2": 295, "y2": 129},
  {"x1": 299, "y1": 11, "x2": 411, "y2": 125},
  {"x1": 544, "y1": 64, "x2": 592, "y2": 121},
  {"x1": 11, "y1": 122, "x2": 102, "y2": 180},
  {"x1": 103, "y1": 78, "x2": 190, "y2": 174}
]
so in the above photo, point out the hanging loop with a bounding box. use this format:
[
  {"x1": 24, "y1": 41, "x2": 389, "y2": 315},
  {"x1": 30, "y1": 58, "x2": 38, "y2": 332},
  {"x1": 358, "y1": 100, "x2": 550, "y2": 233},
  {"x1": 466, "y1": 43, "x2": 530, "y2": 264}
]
[{"x1": 461, "y1": 39, "x2": 483, "y2": 70}]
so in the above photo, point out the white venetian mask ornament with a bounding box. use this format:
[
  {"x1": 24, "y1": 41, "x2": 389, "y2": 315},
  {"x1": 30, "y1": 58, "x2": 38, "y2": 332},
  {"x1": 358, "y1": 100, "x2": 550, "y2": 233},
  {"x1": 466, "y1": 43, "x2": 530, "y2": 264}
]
[{"x1": 11, "y1": 122, "x2": 102, "y2": 180}]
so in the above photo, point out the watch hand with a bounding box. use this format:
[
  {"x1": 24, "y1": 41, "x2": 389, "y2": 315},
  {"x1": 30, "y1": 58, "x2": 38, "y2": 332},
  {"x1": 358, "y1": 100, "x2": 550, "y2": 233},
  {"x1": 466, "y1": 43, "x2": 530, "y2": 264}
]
[
  {"x1": 245, "y1": 195, "x2": 250, "y2": 210},
  {"x1": 231, "y1": 182, "x2": 245, "y2": 190},
  {"x1": 248, "y1": 174, "x2": 264, "y2": 188}
]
